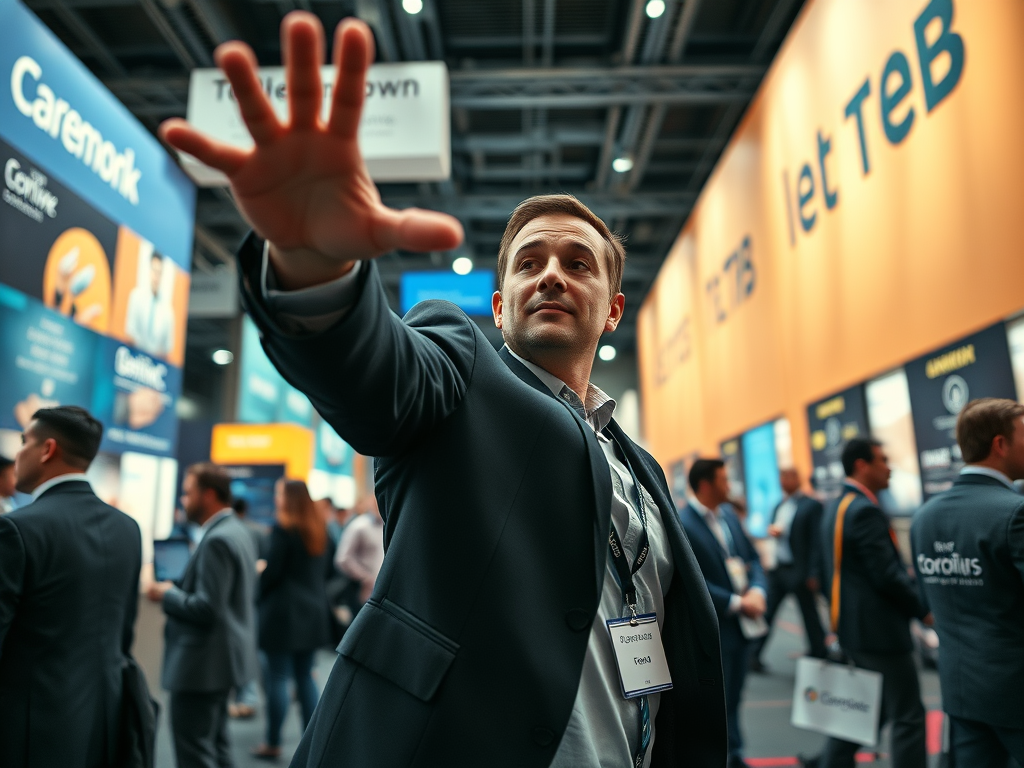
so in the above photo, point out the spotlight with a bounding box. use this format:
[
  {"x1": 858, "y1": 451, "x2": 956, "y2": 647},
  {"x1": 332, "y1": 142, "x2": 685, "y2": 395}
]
[
  {"x1": 646, "y1": 0, "x2": 666, "y2": 19},
  {"x1": 403, "y1": 0, "x2": 423, "y2": 14},
  {"x1": 598, "y1": 345, "x2": 617, "y2": 362},
  {"x1": 212, "y1": 349, "x2": 234, "y2": 365},
  {"x1": 452, "y1": 256, "x2": 473, "y2": 275},
  {"x1": 612, "y1": 156, "x2": 634, "y2": 173}
]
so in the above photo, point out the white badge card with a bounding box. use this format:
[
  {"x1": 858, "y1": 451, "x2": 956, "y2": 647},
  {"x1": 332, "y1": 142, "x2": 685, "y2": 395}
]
[
  {"x1": 725, "y1": 556, "x2": 749, "y2": 594},
  {"x1": 606, "y1": 614, "x2": 673, "y2": 698}
]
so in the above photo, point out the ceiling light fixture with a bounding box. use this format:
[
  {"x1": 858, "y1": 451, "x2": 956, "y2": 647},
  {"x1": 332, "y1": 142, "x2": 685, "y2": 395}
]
[
  {"x1": 612, "y1": 156, "x2": 634, "y2": 173},
  {"x1": 212, "y1": 349, "x2": 234, "y2": 365},
  {"x1": 452, "y1": 256, "x2": 474, "y2": 275},
  {"x1": 403, "y1": 0, "x2": 423, "y2": 14},
  {"x1": 646, "y1": 0, "x2": 666, "y2": 19},
  {"x1": 598, "y1": 344, "x2": 617, "y2": 362}
]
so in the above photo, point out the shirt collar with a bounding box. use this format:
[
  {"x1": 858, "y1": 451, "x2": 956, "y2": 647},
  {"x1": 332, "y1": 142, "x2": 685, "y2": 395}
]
[
  {"x1": 961, "y1": 465, "x2": 1016, "y2": 490},
  {"x1": 843, "y1": 478, "x2": 878, "y2": 505},
  {"x1": 690, "y1": 496, "x2": 720, "y2": 519},
  {"x1": 31, "y1": 473, "x2": 89, "y2": 501},
  {"x1": 503, "y1": 345, "x2": 616, "y2": 431}
]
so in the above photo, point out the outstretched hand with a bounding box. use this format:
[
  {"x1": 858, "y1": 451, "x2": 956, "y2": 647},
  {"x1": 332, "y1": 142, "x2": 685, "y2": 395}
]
[{"x1": 159, "y1": 13, "x2": 463, "y2": 289}]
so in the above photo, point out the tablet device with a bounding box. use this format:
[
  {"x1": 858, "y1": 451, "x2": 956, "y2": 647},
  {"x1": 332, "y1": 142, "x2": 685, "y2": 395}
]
[{"x1": 153, "y1": 538, "x2": 192, "y2": 583}]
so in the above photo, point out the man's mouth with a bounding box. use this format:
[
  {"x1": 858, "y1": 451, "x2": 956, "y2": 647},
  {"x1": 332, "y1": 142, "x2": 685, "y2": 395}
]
[{"x1": 530, "y1": 301, "x2": 573, "y2": 315}]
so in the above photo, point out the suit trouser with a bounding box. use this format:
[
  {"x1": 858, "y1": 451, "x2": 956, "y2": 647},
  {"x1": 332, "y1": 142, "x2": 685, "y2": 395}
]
[
  {"x1": 753, "y1": 565, "x2": 827, "y2": 661},
  {"x1": 949, "y1": 716, "x2": 1024, "y2": 768},
  {"x1": 820, "y1": 651, "x2": 925, "y2": 768},
  {"x1": 721, "y1": 626, "x2": 751, "y2": 760},
  {"x1": 170, "y1": 690, "x2": 233, "y2": 768}
]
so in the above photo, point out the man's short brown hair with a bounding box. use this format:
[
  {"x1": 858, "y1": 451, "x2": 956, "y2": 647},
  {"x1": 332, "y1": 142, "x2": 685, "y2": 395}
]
[
  {"x1": 186, "y1": 462, "x2": 232, "y2": 504},
  {"x1": 956, "y1": 398, "x2": 1024, "y2": 463},
  {"x1": 496, "y1": 194, "x2": 626, "y2": 297}
]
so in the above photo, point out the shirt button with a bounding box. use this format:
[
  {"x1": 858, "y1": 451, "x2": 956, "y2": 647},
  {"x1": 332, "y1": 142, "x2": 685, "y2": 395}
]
[
  {"x1": 565, "y1": 608, "x2": 591, "y2": 632},
  {"x1": 533, "y1": 727, "x2": 555, "y2": 746}
]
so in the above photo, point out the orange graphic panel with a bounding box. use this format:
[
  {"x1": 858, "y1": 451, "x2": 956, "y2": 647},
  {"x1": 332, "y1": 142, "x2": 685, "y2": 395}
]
[{"x1": 43, "y1": 227, "x2": 112, "y2": 333}]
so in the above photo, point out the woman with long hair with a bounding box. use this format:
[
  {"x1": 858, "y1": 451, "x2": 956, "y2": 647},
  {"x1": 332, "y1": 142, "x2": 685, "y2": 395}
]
[{"x1": 252, "y1": 479, "x2": 331, "y2": 760}]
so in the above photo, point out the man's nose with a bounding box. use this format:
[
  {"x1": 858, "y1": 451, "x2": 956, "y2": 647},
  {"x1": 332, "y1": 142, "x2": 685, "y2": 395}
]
[{"x1": 536, "y1": 257, "x2": 567, "y2": 291}]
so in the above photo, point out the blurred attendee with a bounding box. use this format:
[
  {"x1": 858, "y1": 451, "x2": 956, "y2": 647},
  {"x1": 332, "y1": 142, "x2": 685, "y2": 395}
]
[
  {"x1": 318, "y1": 497, "x2": 351, "y2": 551},
  {"x1": 911, "y1": 399, "x2": 1024, "y2": 768},
  {"x1": 335, "y1": 495, "x2": 385, "y2": 607},
  {"x1": 147, "y1": 463, "x2": 258, "y2": 768},
  {"x1": 252, "y1": 479, "x2": 331, "y2": 760},
  {"x1": 680, "y1": 459, "x2": 767, "y2": 768},
  {"x1": 126, "y1": 250, "x2": 174, "y2": 358},
  {"x1": 751, "y1": 467, "x2": 827, "y2": 671},
  {"x1": 0, "y1": 455, "x2": 16, "y2": 513},
  {"x1": 811, "y1": 438, "x2": 930, "y2": 768},
  {"x1": 228, "y1": 497, "x2": 266, "y2": 720},
  {"x1": 0, "y1": 406, "x2": 142, "y2": 768}
]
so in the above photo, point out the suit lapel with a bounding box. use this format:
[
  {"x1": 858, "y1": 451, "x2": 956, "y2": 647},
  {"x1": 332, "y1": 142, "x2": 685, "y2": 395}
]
[
  {"x1": 180, "y1": 513, "x2": 233, "y2": 585},
  {"x1": 499, "y1": 346, "x2": 611, "y2": 594}
]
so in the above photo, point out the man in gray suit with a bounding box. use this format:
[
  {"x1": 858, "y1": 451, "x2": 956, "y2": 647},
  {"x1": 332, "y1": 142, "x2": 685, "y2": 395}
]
[
  {"x1": 148, "y1": 462, "x2": 258, "y2": 768},
  {"x1": 912, "y1": 398, "x2": 1024, "y2": 768}
]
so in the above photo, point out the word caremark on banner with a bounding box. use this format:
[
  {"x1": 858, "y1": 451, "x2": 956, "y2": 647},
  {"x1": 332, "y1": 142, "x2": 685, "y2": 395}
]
[
  {"x1": 791, "y1": 658, "x2": 883, "y2": 746},
  {"x1": 184, "y1": 62, "x2": 450, "y2": 186}
]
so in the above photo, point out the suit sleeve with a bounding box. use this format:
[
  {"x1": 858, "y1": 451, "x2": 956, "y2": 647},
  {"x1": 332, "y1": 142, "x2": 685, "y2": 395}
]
[
  {"x1": 122, "y1": 522, "x2": 143, "y2": 655},
  {"x1": 259, "y1": 526, "x2": 290, "y2": 599},
  {"x1": 238, "y1": 233, "x2": 477, "y2": 457},
  {"x1": 163, "y1": 538, "x2": 236, "y2": 628},
  {"x1": 0, "y1": 517, "x2": 26, "y2": 658},
  {"x1": 850, "y1": 505, "x2": 927, "y2": 619},
  {"x1": 736, "y1": 520, "x2": 767, "y2": 595},
  {"x1": 1008, "y1": 501, "x2": 1024, "y2": 588}
]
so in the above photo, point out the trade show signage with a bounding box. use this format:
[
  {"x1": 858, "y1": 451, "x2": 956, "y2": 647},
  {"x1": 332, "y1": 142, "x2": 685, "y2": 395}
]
[
  {"x1": 237, "y1": 315, "x2": 313, "y2": 427},
  {"x1": 184, "y1": 62, "x2": 451, "y2": 185},
  {"x1": 741, "y1": 422, "x2": 781, "y2": 538},
  {"x1": 904, "y1": 323, "x2": 1016, "y2": 499},
  {"x1": 210, "y1": 423, "x2": 314, "y2": 481},
  {"x1": 807, "y1": 386, "x2": 870, "y2": 500},
  {"x1": 399, "y1": 270, "x2": 495, "y2": 316},
  {"x1": 0, "y1": 0, "x2": 195, "y2": 269}
]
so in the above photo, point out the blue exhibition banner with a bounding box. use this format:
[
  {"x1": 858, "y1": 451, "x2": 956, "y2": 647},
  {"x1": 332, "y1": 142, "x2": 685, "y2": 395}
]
[
  {"x1": 0, "y1": 0, "x2": 195, "y2": 269},
  {"x1": 741, "y1": 422, "x2": 782, "y2": 538},
  {"x1": 400, "y1": 270, "x2": 495, "y2": 315},
  {"x1": 315, "y1": 420, "x2": 354, "y2": 477},
  {"x1": 237, "y1": 315, "x2": 313, "y2": 427}
]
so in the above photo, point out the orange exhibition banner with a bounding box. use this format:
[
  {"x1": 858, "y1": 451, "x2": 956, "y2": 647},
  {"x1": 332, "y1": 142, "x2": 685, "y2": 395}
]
[{"x1": 637, "y1": 0, "x2": 1024, "y2": 473}]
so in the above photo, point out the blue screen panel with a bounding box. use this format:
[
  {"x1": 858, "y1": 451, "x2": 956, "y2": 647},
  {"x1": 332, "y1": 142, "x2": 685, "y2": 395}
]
[
  {"x1": 400, "y1": 270, "x2": 495, "y2": 316},
  {"x1": 741, "y1": 422, "x2": 782, "y2": 539}
]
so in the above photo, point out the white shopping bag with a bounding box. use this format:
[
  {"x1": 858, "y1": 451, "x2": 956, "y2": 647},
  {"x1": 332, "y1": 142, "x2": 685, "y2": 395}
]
[{"x1": 790, "y1": 657, "x2": 883, "y2": 746}]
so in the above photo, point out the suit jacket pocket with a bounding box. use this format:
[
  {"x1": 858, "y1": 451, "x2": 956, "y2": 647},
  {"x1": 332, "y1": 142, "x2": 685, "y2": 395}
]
[{"x1": 338, "y1": 599, "x2": 459, "y2": 702}]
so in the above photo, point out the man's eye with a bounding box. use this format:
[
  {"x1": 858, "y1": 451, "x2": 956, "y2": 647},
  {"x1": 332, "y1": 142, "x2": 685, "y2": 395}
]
[
  {"x1": 519, "y1": 260, "x2": 535, "y2": 270},
  {"x1": 571, "y1": 261, "x2": 590, "y2": 270}
]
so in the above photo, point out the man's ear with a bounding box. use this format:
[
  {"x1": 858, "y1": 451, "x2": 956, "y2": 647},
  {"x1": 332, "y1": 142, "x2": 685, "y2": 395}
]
[
  {"x1": 604, "y1": 293, "x2": 625, "y2": 332},
  {"x1": 39, "y1": 438, "x2": 59, "y2": 464},
  {"x1": 492, "y1": 291, "x2": 503, "y2": 329}
]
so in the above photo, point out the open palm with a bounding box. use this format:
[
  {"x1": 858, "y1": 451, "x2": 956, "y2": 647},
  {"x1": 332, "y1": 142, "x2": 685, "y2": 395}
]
[{"x1": 159, "y1": 13, "x2": 463, "y2": 289}]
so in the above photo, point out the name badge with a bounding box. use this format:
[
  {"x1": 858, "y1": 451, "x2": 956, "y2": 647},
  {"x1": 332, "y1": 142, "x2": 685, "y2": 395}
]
[
  {"x1": 606, "y1": 613, "x2": 673, "y2": 698},
  {"x1": 725, "y1": 555, "x2": 749, "y2": 594}
]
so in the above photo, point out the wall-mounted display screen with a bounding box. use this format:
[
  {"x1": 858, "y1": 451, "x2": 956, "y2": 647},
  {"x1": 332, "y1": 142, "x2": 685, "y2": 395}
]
[
  {"x1": 904, "y1": 323, "x2": 1017, "y2": 500},
  {"x1": 806, "y1": 386, "x2": 870, "y2": 501},
  {"x1": 400, "y1": 270, "x2": 495, "y2": 316},
  {"x1": 741, "y1": 422, "x2": 783, "y2": 539}
]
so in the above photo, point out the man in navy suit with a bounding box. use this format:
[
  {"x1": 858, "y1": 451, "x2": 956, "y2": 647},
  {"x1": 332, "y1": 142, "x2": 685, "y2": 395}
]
[
  {"x1": 157, "y1": 12, "x2": 727, "y2": 768},
  {"x1": 680, "y1": 459, "x2": 767, "y2": 768},
  {"x1": 912, "y1": 399, "x2": 1024, "y2": 768}
]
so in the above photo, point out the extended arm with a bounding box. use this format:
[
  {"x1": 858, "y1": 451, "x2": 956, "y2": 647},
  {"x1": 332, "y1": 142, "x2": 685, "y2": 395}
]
[
  {"x1": 162, "y1": 538, "x2": 236, "y2": 628},
  {"x1": 850, "y1": 506, "x2": 927, "y2": 619},
  {"x1": 0, "y1": 518, "x2": 26, "y2": 658}
]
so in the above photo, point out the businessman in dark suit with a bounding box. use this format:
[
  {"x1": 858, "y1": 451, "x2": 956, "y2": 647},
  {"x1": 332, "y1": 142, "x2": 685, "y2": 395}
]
[
  {"x1": 679, "y1": 459, "x2": 768, "y2": 768},
  {"x1": 911, "y1": 398, "x2": 1024, "y2": 768},
  {"x1": 148, "y1": 463, "x2": 258, "y2": 768},
  {"x1": 814, "y1": 438, "x2": 930, "y2": 768},
  {"x1": 0, "y1": 406, "x2": 142, "y2": 768},
  {"x1": 159, "y1": 13, "x2": 727, "y2": 768},
  {"x1": 752, "y1": 468, "x2": 826, "y2": 670}
]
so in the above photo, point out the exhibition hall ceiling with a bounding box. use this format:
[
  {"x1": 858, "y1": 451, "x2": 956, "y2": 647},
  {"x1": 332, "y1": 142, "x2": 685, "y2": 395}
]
[{"x1": 26, "y1": 0, "x2": 804, "y2": 359}]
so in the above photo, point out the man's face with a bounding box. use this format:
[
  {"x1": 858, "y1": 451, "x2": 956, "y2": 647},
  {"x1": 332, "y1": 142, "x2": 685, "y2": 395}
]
[
  {"x1": 13, "y1": 422, "x2": 52, "y2": 494},
  {"x1": 492, "y1": 214, "x2": 624, "y2": 361},
  {"x1": 150, "y1": 256, "x2": 163, "y2": 296},
  {"x1": 180, "y1": 473, "x2": 205, "y2": 523},
  {"x1": 861, "y1": 445, "x2": 891, "y2": 491},
  {"x1": 780, "y1": 469, "x2": 801, "y2": 496},
  {"x1": 1001, "y1": 417, "x2": 1024, "y2": 481},
  {"x1": 700, "y1": 466, "x2": 731, "y2": 508},
  {"x1": 0, "y1": 464, "x2": 16, "y2": 497}
]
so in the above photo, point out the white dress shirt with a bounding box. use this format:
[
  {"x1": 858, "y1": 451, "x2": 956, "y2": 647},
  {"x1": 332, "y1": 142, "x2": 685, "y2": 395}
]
[
  {"x1": 30, "y1": 472, "x2": 89, "y2": 501},
  {"x1": 960, "y1": 465, "x2": 1016, "y2": 490}
]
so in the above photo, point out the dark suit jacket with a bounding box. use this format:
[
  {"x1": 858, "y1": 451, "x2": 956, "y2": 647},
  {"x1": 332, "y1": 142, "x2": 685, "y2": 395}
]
[
  {"x1": 769, "y1": 493, "x2": 824, "y2": 583},
  {"x1": 161, "y1": 512, "x2": 259, "y2": 693},
  {"x1": 238, "y1": 235, "x2": 727, "y2": 768},
  {"x1": 821, "y1": 482, "x2": 926, "y2": 654},
  {"x1": 259, "y1": 525, "x2": 331, "y2": 652},
  {"x1": 0, "y1": 480, "x2": 142, "y2": 768},
  {"x1": 679, "y1": 503, "x2": 767, "y2": 646},
  {"x1": 911, "y1": 472, "x2": 1024, "y2": 728}
]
